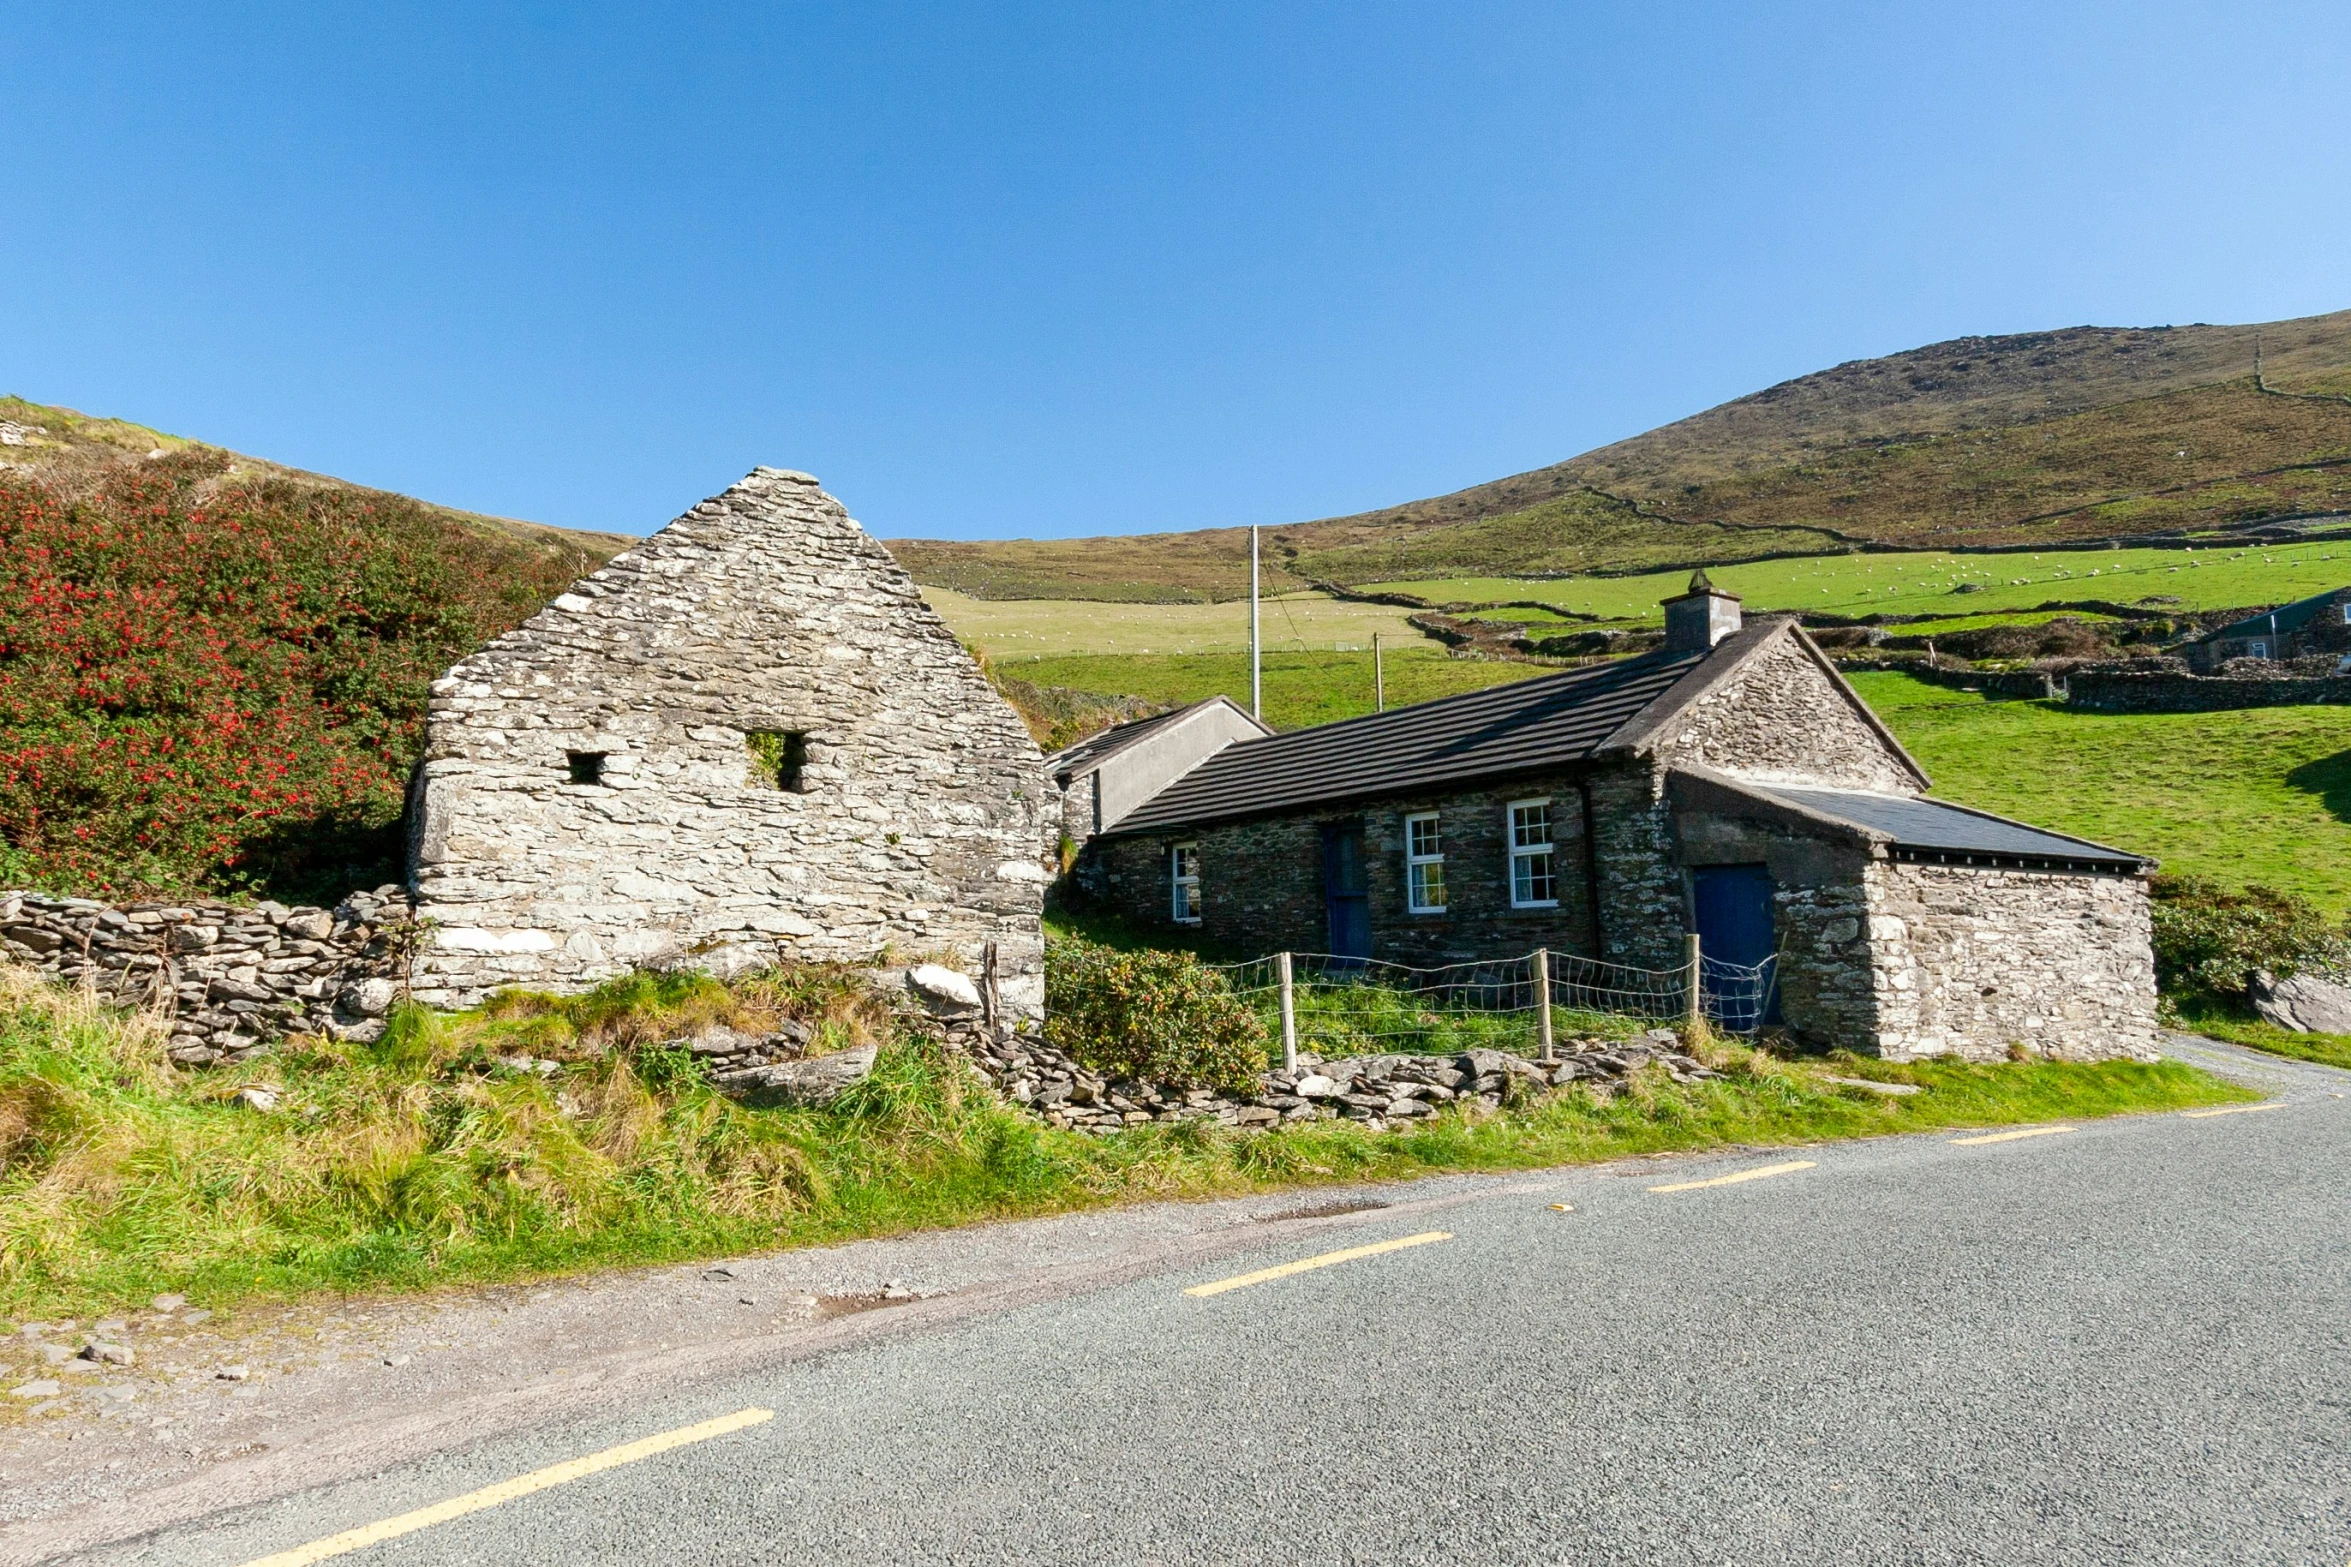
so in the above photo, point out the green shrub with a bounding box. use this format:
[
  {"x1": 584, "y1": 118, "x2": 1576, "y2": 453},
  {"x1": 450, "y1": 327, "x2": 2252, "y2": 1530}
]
[
  {"x1": 1044, "y1": 939, "x2": 1269, "y2": 1092},
  {"x1": 2149, "y1": 876, "x2": 2351, "y2": 999}
]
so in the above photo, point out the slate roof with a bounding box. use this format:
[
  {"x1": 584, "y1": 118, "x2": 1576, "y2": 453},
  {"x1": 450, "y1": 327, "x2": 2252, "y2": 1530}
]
[
  {"x1": 1106, "y1": 645, "x2": 1710, "y2": 835},
  {"x1": 1750, "y1": 783, "x2": 2146, "y2": 870},
  {"x1": 2195, "y1": 586, "x2": 2351, "y2": 646},
  {"x1": 1044, "y1": 704, "x2": 1196, "y2": 783}
]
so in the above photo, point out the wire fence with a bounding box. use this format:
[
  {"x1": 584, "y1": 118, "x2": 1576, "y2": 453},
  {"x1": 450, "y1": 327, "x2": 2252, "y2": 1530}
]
[{"x1": 1209, "y1": 943, "x2": 1778, "y2": 1064}]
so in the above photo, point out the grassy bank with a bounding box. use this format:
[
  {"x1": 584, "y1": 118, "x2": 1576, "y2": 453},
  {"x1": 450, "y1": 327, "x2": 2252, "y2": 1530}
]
[
  {"x1": 1005, "y1": 648, "x2": 1540, "y2": 731},
  {"x1": 2168, "y1": 997, "x2": 2351, "y2": 1071},
  {"x1": 0, "y1": 969, "x2": 2250, "y2": 1323},
  {"x1": 1849, "y1": 672, "x2": 2351, "y2": 912}
]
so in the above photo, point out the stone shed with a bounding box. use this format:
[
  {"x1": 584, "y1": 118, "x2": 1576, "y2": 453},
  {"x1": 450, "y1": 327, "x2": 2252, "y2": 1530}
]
[
  {"x1": 408, "y1": 467, "x2": 1051, "y2": 1011},
  {"x1": 1074, "y1": 575, "x2": 2159, "y2": 1062}
]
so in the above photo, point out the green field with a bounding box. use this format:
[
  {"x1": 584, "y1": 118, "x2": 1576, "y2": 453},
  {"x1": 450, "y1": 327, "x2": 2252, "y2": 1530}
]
[
  {"x1": 1845, "y1": 674, "x2": 2351, "y2": 909},
  {"x1": 1364, "y1": 536, "x2": 2351, "y2": 626},
  {"x1": 924, "y1": 586, "x2": 1427, "y2": 656},
  {"x1": 1003, "y1": 648, "x2": 1537, "y2": 732}
]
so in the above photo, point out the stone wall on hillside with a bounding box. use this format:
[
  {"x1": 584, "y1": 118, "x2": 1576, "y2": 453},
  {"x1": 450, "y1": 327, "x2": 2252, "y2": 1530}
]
[
  {"x1": 2064, "y1": 670, "x2": 2351, "y2": 712},
  {"x1": 409, "y1": 467, "x2": 1051, "y2": 1013},
  {"x1": 0, "y1": 887, "x2": 413, "y2": 1064}
]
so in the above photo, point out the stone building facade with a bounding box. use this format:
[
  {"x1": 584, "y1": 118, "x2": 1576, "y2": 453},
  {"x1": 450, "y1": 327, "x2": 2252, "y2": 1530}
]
[
  {"x1": 1075, "y1": 578, "x2": 2158, "y2": 1062},
  {"x1": 408, "y1": 468, "x2": 1050, "y2": 1011},
  {"x1": 2182, "y1": 585, "x2": 2351, "y2": 672}
]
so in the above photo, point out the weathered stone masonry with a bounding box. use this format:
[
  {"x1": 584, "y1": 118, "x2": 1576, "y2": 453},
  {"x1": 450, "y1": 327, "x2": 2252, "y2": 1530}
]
[
  {"x1": 0, "y1": 887, "x2": 413, "y2": 1064},
  {"x1": 1859, "y1": 861, "x2": 2157, "y2": 1061},
  {"x1": 409, "y1": 468, "x2": 1052, "y2": 1011}
]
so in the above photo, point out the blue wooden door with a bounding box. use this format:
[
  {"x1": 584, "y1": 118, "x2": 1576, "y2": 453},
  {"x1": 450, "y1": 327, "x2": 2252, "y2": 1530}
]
[
  {"x1": 1692, "y1": 864, "x2": 1778, "y2": 1028},
  {"x1": 1321, "y1": 822, "x2": 1372, "y2": 961}
]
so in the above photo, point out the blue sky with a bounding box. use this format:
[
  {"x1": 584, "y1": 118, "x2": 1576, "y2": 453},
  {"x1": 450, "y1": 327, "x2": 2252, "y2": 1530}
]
[{"x1": 5, "y1": 2, "x2": 2347, "y2": 540}]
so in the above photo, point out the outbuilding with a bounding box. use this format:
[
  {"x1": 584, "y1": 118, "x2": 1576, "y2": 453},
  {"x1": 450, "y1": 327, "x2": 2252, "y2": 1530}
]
[
  {"x1": 407, "y1": 468, "x2": 1051, "y2": 1011},
  {"x1": 2182, "y1": 585, "x2": 2351, "y2": 671},
  {"x1": 1075, "y1": 575, "x2": 2158, "y2": 1062}
]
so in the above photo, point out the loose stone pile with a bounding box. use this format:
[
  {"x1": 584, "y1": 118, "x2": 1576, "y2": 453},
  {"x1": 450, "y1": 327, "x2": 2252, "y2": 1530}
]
[
  {"x1": 0, "y1": 887, "x2": 415, "y2": 1065},
  {"x1": 934, "y1": 1015, "x2": 1722, "y2": 1135},
  {"x1": 655, "y1": 1020, "x2": 882, "y2": 1106}
]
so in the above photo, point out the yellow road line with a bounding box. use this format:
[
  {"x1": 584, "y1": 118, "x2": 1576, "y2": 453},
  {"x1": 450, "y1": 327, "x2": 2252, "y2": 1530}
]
[
  {"x1": 1184, "y1": 1231, "x2": 1451, "y2": 1297},
  {"x1": 1950, "y1": 1125, "x2": 2074, "y2": 1146},
  {"x1": 1647, "y1": 1159, "x2": 1817, "y2": 1194},
  {"x1": 2181, "y1": 1102, "x2": 2286, "y2": 1119},
  {"x1": 237, "y1": 1407, "x2": 773, "y2": 1567}
]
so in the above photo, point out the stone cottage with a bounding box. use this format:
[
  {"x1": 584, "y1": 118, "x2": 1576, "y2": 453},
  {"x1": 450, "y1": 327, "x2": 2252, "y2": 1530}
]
[
  {"x1": 2182, "y1": 585, "x2": 2351, "y2": 672},
  {"x1": 408, "y1": 467, "x2": 1051, "y2": 1012},
  {"x1": 1075, "y1": 574, "x2": 2158, "y2": 1062}
]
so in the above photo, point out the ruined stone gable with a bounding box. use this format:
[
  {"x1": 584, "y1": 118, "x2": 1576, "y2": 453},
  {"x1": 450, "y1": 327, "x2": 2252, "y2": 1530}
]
[
  {"x1": 1652, "y1": 630, "x2": 1922, "y2": 793},
  {"x1": 408, "y1": 467, "x2": 1049, "y2": 1010}
]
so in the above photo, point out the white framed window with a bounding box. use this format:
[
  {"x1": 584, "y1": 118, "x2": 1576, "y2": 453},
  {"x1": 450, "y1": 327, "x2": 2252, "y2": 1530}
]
[
  {"x1": 2248, "y1": 640, "x2": 2270, "y2": 660},
  {"x1": 1405, "y1": 812, "x2": 1447, "y2": 914},
  {"x1": 1170, "y1": 841, "x2": 1202, "y2": 924},
  {"x1": 2340, "y1": 603, "x2": 2350, "y2": 625},
  {"x1": 1508, "y1": 799, "x2": 1558, "y2": 908}
]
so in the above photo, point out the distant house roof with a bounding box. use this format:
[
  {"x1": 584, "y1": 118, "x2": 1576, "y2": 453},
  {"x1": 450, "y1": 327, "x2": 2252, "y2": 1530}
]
[
  {"x1": 1103, "y1": 619, "x2": 1921, "y2": 837},
  {"x1": 2194, "y1": 586, "x2": 2351, "y2": 646},
  {"x1": 1044, "y1": 697, "x2": 1268, "y2": 785},
  {"x1": 1679, "y1": 769, "x2": 2148, "y2": 872}
]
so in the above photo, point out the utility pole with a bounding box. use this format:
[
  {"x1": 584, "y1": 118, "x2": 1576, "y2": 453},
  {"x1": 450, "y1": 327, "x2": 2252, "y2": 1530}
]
[
  {"x1": 1250, "y1": 525, "x2": 1262, "y2": 720},
  {"x1": 1373, "y1": 633, "x2": 1385, "y2": 712}
]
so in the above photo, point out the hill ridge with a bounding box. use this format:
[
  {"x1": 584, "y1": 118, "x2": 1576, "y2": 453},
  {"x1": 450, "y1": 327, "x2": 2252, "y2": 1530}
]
[{"x1": 888, "y1": 307, "x2": 2351, "y2": 601}]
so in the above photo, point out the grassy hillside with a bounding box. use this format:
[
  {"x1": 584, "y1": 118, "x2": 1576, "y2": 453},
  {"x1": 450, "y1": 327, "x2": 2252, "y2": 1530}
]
[
  {"x1": 1003, "y1": 648, "x2": 1540, "y2": 733},
  {"x1": 0, "y1": 396, "x2": 634, "y2": 564},
  {"x1": 886, "y1": 309, "x2": 2351, "y2": 601},
  {"x1": 1363, "y1": 535, "x2": 2351, "y2": 627},
  {"x1": 925, "y1": 587, "x2": 1427, "y2": 657},
  {"x1": 1846, "y1": 673, "x2": 2351, "y2": 914},
  {"x1": 0, "y1": 427, "x2": 629, "y2": 901}
]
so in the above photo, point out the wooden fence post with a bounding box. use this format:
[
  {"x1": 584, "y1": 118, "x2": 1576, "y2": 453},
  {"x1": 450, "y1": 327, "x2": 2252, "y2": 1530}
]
[
  {"x1": 1683, "y1": 932, "x2": 1703, "y2": 1032},
  {"x1": 1276, "y1": 951, "x2": 1298, "y2": 1074},
  {"x1": 1532, "y1": 947, "x2": 1555, "y2": 1062},
  {"x1": 981, "y1": 940, "x2": 1001, "y2": 1040}
]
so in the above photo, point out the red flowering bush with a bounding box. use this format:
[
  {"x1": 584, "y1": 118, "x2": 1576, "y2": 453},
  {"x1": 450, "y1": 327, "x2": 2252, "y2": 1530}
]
[{"x1": 0, "y1": 452, "x2": 588, "y2": 900}]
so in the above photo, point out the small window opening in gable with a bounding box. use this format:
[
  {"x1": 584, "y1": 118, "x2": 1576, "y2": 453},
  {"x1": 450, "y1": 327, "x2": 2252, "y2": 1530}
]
[
  {"x1": 567, "y1": 751, "x2": 608, "y2": 786},
  {"x1": 748, "y1": 729, "x2": 815, "y2": 793}
]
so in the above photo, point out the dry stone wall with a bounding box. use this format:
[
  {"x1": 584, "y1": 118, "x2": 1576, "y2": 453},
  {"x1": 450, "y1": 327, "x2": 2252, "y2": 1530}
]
[
  {"x1": 409, "y1": 468, "x2": 1051, "y2": 1012},
  {"x1": 0, "y1": 887, "x2": 413, "y2": 1064},
  {"x1": 1859, "y1": 861, "x2": 2158, "y2": 1062},
  {"x1": 939, "y1": 1014, "x2": 1723, "y2": 1135}
]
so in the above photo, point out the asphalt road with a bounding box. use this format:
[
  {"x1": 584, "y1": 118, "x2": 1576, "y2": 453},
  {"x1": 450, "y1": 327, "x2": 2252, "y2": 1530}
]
[{"x1": 81, "y1": 1045, "x2": 2351, "y2": 1566}]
